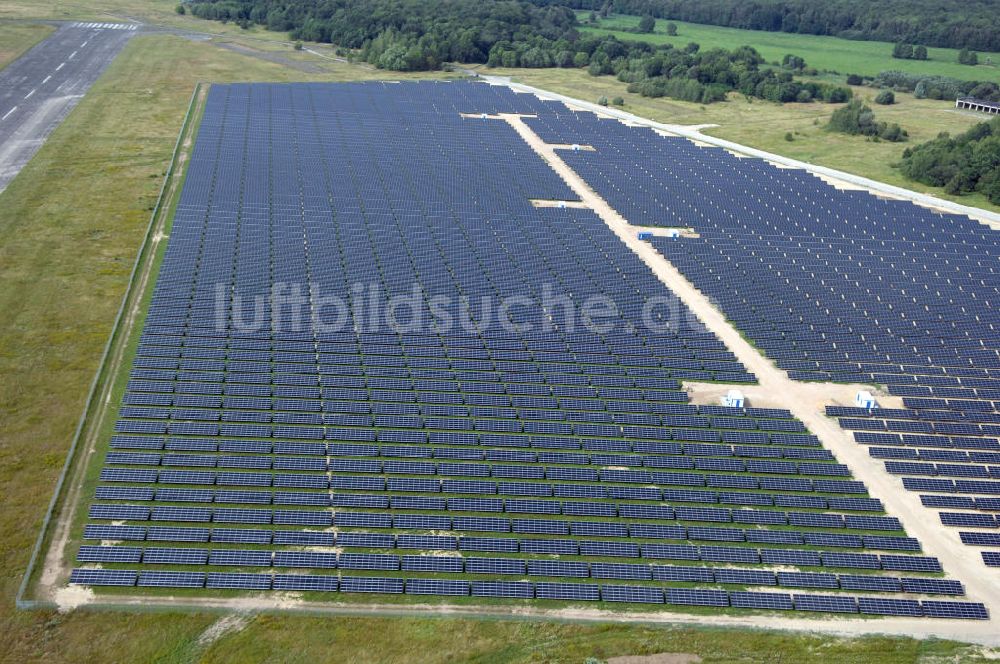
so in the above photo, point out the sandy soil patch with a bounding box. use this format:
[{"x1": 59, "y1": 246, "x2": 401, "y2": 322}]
[{"x1": 608, "y1": 655, "x2": 702, "y2": 664}]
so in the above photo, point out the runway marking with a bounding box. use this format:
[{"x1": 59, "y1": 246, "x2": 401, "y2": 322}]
[
  {"x1": 82, "y1": 40, "x2": 89, "y2": 47},
  {"x1": 69, "y1": 50, "x2": 78, "y2": 59},
  {"x1": 2, "y1": 106, "x2": 16, "y2": 121},
  {"x1": 56, "y1": 62, "x2": 65, "y2": 71},
  {"x1": 42, "y1": 75, "x2": 52, "y2": 84},
  {"x1": 24, "y1": 89, "x2": 36, "y2": 99}
]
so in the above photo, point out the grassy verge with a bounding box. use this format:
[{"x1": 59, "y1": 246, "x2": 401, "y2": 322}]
[
  {"x1": 484, "y1": 66, "x2": 1000, "y2": 214},
  {"x1": 0, "y1": 22, "x2": 54, "y2": 70},
  {"x1": 579, "y1": 13, "x2": 1000, "y2": 83}
]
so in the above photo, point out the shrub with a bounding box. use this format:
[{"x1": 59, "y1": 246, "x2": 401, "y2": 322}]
[
  {"x1": 785, "y1": 131, "x2": 794, "y2": 141},
  {"x1": 597, "y1": 96, "x2": 609, "y2": 106},
  {"x1": 958, "y1": 48, "x2": 979, "y2": 65},
  {"x1": 612, "y1": 96, "x2": 624, "y2": 106},
  {"x1": 828, "y1": 99, "x2": 907, "y2": 141},
  {"x1": 874, "y1": 89, "x2": 895, "y2": 105},
  {"x1": 846, "y1": 74, "x2": 863, "y2": 85},
  {"x1": 175, "y1": 3, "x2": 185, "y2": 13}
]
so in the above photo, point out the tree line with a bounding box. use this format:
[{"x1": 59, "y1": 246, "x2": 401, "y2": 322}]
[
  {"x1": 187, "y1": 0, "x2": 580, "y2": 70},
  {"x1": 871, "y1": 71, "x2": 1000, "y2": 103},
  {"x1": 537, "y1": 0, "x2": 1000, "y2": 52},
  {"x1": 184, "y1": 0, "x2": 840, "y2": 109},
  {"x1": 607, "y1": 44, "x2": 851, "y2": 104},
  {"x1": 898, "y1": 117, "x2": 1000, "y2": 204}
]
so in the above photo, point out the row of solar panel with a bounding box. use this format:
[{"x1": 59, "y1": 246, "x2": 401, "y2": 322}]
[
  {"x1": 79, "y1": 525, "x2": 939, "y2": 569},
  {"x1": 96, "y1": 466, "x2": 866, "y2": 496},
  {"x1": 116, "y1": 407, "x2": 805, "y2": 435},
  {"x1": 113, "y1": 419, "x2": 814, "y2": 443},
  {"x1": 870, "y1": 447, "x2": 1000, "y2": 464},
  {"x1": 840, "y1": 418, "x2": 1000, "y2": 438},
  {"x1": 884, "y1": 461, "x2": 999, "y2": 480},
  {"x1": 853, "y1": 431, "x2": 1000, "y2": 452},
  {"x1": 66, "y1": 569, "x2": 987, "y2": 619},
  {"x1": 93, "y1": 483, "x2": 881, "y2": 512},
  {"x1": 128, "y1": 351, "x2": 752, "y2": 380},
  {"x1": 88, "y1": 501, "x2": 902, "y2": 532},
  {"x1": 75, "y1": 546, "x2": 956, "y2": 592},
  {"x1": 103, "y1": 452, "x2": 851, "y2": 479},
  {"x1": 108, "y1": 432, "x2": 828, "y2": 455},
  {"x1": 130, "y1": 351, "x2": 750, "y2": 372},
  {"x1": 901, "y1": 477, "x2": 1000, "y2": 495}
]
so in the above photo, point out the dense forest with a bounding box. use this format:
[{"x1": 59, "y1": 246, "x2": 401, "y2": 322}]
[
  {"x1": 187, "y1": 0, "x2": 580, "y2": 69},
  {"x1": 899, "y1": 117, "x2": 1000, "y2": 204},
  {"x1": 540, "y1": 0, "x2": 1000, "y2": 52},
  {"x1": 185, "y1": 0, "x2": 843, "y2": 109}
]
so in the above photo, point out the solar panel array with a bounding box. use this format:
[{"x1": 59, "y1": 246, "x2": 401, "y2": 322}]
[
  {"x1": 525, "y1": 104, "x2": 1000, "y2": 570},
  {"x1": 69, "y1": 81, "x2": 986, "y2": 619}
]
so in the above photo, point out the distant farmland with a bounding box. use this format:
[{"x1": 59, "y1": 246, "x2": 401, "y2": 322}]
[{"x1": 579, "y1": 13, "x2": 1000, "y2": 83}]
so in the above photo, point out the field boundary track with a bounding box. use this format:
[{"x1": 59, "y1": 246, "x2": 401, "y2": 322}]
[
  {"x1": 474, "y1": 74, "x2": 1000, "y2": 230},
  {"x1": 16, "y1": 81, "x2": 204, "y2": 609}
]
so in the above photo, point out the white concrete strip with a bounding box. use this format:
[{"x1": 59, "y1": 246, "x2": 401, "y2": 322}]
[
  {"x1": 81, "y1": 40, "x2": 89, "y2": 47},
  {"x1": 42, "y1": 75, "x2": 52, "y2": 84},
  {"x1": 24, "y1": 89, "x2": 36, "y2": 100},
  {"x1": 68, "y1": 50, "x2": 77, "y2": 59},
  {"x1": 55, "y1": 62, "x2": 65, "y2": 71},
  {"x1": 1, "y1": 106, "x2": 17, "y2": 121}
]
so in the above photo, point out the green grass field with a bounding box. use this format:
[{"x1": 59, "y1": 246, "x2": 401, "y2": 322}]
[
  {"x1": 0, "y1": 22, "x2": 54, "y2": 69},
  {"x1": 580, "y1": 13, "x2": 1000, "y2": 84},
  {"x1": 1, "y1": 10, "x2": 999, "y2": 662}
]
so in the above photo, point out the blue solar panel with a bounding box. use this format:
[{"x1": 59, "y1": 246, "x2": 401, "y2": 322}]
[
  {"x1": 857, "y1": 597, "x2": 923, "y2": 617},
  {"x1": 921, "y1": 601, "x2": 989, "y2": 620},
  {"x1": 729, "y1": 591, "x2": 793, "y2": 610},
  {"x1": 138, "y1": 571, "x2": 205, "y2": 588},
  {"x1": 600, "y1": 584, "x2": 664, "y2": 604},
  {"x1": 69, "y1": 568, "x2": 138, "y2": 587},
  {"x1": 793, "y1": 594, "x2": 858, "y2": 613},
  {"x1": 273, "y1": 574, "x2": 339, "y2": 592},
  {"x1": 405, "y1": 579, "x2": 470, "y2": 596},
  {"x1": 666, "y1": 588, "x2": 728, "y2": 607},
  {"x1": 839, "y1": 575, "x2": 902, "y2": 592},
  {"x1": 206, "y1": 573, "x2": 272, "y2": 590},
  {"x1": 471, "y1": 581, "x2": 534, "y2": 599},
  {"x1": 76, "y1": 546, "x2": 143, "y2": 564},
  {"x1": 274, "y1": 552, "x2": 338, "y2": 569},
  {"x1": 876, "y1": 551, "x2": 943, "y2": 572},
  {"x1": 339, "y1": 577, "x2": 404, "y2": 594},
  {"x1": 534, "y1": 582, "x2": 600, "y2": 601},
  {"x1": 336, "y1": 532, "x2": 395, "y2": 548}
]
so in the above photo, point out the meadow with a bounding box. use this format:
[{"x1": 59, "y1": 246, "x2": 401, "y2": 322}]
[
  {"x1": 580, "y1": 13, "x2": 1000, "y2": 84},
  {"x1": 0, "y1": 22, "x2": 54, "y2": 69}
]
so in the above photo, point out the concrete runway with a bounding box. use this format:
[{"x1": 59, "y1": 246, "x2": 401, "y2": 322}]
[{"x1": 0, "y1": 22, "x2": 137, "y2": 194}]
